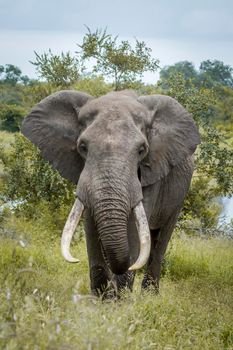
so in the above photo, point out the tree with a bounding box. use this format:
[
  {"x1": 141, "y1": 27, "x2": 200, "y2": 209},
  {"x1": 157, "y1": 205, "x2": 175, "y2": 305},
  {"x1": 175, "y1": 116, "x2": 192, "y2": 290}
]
[
  {"x1": 20, "y1": 75, "x2": 30, "y2": 86},
  {"x1": 4, "y1": 64, "x2": 22, "y2": 85},
  {"x1": 0, "y1": 65, "x2": 4, "y2": 78},
  {"x1": 199, "y1": 60, "x2": 233, "y2": 88},
  {"x1": 78, "y1": 27, "x2": 159, "y2": 90},
  {"x1": 213, "y1": 86, "x2": 233, "y2": 131},
  {"x1": 0, "y1": 64, "x2": 30, "y2": 86},
  {"x1": 31, "y1": 50, "x2": 82, "y2": 87},
  {"x1": 159, "y1": 61, "x2": 198, "y2": 89},
  {"x1": 159, "y1": 60, "x2": 233, "y2": 90},
  {"x1": 29, "y1": 28, "x2": 159, "y2": 89}
]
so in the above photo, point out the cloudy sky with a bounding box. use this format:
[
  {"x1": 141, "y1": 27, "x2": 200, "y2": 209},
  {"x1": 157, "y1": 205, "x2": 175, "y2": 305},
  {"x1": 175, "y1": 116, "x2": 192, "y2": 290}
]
[{"x1": 1, "y1": 0, "x2": 232, "y2": 83}]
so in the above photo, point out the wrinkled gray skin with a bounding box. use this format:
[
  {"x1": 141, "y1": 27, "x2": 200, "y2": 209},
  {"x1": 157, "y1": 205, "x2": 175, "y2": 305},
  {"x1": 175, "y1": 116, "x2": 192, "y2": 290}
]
[{"x1": 22, "y1": 90, "x2": 200, "y2": 296}]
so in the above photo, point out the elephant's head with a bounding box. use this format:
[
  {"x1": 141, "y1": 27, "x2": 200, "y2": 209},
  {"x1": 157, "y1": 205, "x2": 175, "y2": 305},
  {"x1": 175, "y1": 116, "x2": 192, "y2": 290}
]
[{"x1": 22, "y1": 90, "x2": 200, "y2": 274}]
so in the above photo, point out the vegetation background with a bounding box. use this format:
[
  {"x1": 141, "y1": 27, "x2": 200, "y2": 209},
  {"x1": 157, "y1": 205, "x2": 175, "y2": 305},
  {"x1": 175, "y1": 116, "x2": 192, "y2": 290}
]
[{"x1": 0, "y1": 28, "x2": 232, "y2": 349}]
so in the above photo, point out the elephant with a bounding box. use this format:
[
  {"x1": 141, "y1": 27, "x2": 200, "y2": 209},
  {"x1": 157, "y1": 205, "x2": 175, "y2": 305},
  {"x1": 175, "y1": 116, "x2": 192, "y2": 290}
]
[{"x1": 22, "y1": 89, "x2": 200, "y2": 297}]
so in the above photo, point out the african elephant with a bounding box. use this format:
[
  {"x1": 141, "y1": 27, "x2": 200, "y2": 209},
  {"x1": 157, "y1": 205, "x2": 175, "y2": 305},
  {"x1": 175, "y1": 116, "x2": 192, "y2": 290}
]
[{"x1": 22, "y1": 90, "x2": 200, "y2": 296}]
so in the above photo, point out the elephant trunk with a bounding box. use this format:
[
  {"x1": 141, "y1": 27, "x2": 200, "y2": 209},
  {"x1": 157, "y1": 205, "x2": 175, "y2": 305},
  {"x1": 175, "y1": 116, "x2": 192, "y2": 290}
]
[{"x1": 93, "y1": 182, "x2": 130, "y2": 274}]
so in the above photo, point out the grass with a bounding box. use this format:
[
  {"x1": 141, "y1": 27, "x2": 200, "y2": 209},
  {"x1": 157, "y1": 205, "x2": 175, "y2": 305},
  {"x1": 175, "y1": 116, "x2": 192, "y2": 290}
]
[{"x1": 0, "y1": 212, "x2": 233, "y2": 350}]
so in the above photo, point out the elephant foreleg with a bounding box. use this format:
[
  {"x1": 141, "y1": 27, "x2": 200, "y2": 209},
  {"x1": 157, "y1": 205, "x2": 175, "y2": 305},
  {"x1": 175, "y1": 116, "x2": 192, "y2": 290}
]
[{"x1": 141, "y1": 211, "x2": 179, "y2": 292}]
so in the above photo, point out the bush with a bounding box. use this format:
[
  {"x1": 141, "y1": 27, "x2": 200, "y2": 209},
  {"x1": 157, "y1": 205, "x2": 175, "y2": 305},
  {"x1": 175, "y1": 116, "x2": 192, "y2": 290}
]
[
  {"x1": 23, "y1": 82, "x2": 57, "y2": 107},
  {"x1": 74, "y1": 76, "x2": 112, "y2": 97},
  {"x1": 0, "y1": 104, "x2": 27, "y2": 132},
  {"x1": 0, "y1": 134, "x2": 75, "y2": 216}
]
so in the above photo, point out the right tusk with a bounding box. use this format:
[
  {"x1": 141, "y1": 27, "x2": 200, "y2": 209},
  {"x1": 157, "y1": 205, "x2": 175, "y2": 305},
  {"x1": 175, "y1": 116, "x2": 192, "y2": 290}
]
[
  {"x1": 129, "y1": 201, "x2": 151, "y2": 271},
  {"x1": 61, "y1": 197, "x2": 84, "y2": 263}
]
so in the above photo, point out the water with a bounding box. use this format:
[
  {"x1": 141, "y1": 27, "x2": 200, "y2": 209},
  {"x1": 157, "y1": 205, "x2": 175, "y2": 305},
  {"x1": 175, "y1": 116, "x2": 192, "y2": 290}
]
[{"x1": 219, "y1": 196, "x2": 233, "y2": 224}]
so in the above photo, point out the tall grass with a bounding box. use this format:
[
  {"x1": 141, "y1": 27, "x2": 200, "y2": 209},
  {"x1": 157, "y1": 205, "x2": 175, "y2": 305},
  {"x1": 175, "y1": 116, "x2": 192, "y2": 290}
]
[{"x1": 0, "y1": 212, "x2": 232, "y2": 350}]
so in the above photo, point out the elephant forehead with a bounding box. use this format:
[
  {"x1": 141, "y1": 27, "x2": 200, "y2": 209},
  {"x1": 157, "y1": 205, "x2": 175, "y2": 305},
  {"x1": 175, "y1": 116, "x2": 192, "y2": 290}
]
[
  {"x1": 96, "y1": 116, "x2": 135, "y2": 133},
  {"x1": 89, "y1": 125, "x2": 142, "y2": 154},
  {"x1": 83, "y1": 113, "x2": 145, "y2": 151},
  {"x1": 85, "y1": 116, "x2": 138, "y2": 141},
  {"x1": 80, "y1": 96, "x2": 147, "y2": 120}
]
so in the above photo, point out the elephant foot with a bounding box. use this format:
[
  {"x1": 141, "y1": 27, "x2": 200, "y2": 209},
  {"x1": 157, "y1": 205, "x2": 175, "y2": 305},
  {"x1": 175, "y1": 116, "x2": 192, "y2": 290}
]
[
  {"x1": 101, "y1": 287, "x2": 118, "y2": 301},
  {"x1": 100, "y1": 271, "x2": 135, "y2": 301},
  {"x1": 141, "y1": 275, "x2": 160, "y2": 294},
  {"x1": 90, "y1": 265, "x2": 118, "y2": 300},
  {"x1": 90, "y1": 266, "x2": 136, "y2": 299},
  {"x1": 115, "y1": 271, "x2": 135, "y2": 292},
  {"x1": 90, "y1": 265, "x2": 110, "y2": 297}
]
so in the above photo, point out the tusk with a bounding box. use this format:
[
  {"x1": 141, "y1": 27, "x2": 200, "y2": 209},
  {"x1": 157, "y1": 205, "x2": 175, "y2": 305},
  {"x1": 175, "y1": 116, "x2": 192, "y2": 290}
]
[
  {"x1": 129, "y1": 201, "x2": 151, "y2": 271},
  {"x1": 61, "y1": 197, "x2": 84, "y2": 263}
]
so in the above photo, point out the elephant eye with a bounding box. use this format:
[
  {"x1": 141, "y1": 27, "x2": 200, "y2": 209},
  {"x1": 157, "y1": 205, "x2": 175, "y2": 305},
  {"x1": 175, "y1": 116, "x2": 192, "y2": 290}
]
[
  {"x1": 78, "y1": 141, "x2": 88, "y2": 158},
  {"x1": 138, "y1": 143, "x2": 148, "y2": 159}
]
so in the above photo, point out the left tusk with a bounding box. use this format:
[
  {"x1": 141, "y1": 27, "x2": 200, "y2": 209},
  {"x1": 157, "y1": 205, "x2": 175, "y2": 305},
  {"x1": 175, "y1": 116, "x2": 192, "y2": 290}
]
[
  {"x1": 61, "y1": 197, "x2": 84, "y2": 263},
  {"x1": 129, "y1": 201, "x2": 151, "y2": 271}
]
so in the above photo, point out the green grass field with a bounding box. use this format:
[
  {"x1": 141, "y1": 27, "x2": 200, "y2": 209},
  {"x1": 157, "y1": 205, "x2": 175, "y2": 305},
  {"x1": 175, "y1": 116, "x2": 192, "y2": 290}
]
[{"x1": 0, "y1": 212, "x2": 232, "y2": 350}]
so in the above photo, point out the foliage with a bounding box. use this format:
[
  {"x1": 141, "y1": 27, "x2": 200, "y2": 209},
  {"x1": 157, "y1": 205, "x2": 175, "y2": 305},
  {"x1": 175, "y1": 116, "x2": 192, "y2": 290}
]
[
  {"x1": 165, "y1": 73, "x2": 233, "y2": 194},
  {"x1": 74, "y1": 76, "x2": 112, "y2": 97},
  {"x1": 0, "y1": 212, "x2": 233, "y2": 349},
  {"x1": 159, "y1": 61, "x2": 198, "y2": 89},
  {"x1": 31, "y1": 49, "x2": 82, "y2": 87},
  {"x1": 0, "y1": 131, "x2": 15, "y2": 181},
  {"x1": 78, "y1": 27, "x2": 159, "y2": 90},
  {"x1": 0, "y1": 134, "x2": 75, "y2": 216},
  {"x1": 0, "y1": 104, "x2": 26, "y2": 132},
  {"x1": 163, "y1": 73, "x2": 233, "y2": 228},
  {"x1": 161, "y1": 72, "x2": 215, "y2": 122},
  {"x1": 159, "y1": 59, "x2": 233, "y2": 90},
  {"x1": 0, "y1": 64, "x2": 30, "y2": 86},
  {"x1": 196, "y1": 125, "x2": 233, "y2": 195},
  {"x1": 214, "y1": 86, "x2": 233, "y2": 130},
  {"x1": 180, "y1": 177, "x2": 222, "y2": 231},
  {"x1": 0, "y1": 83, "x2": 25, "y2": 105},
  {"x1": 22, "y1": 81, "x2": 59, "y2": 107},
  {"x1": 199, "y1": 59, "x2": 233, "y2": 88}
]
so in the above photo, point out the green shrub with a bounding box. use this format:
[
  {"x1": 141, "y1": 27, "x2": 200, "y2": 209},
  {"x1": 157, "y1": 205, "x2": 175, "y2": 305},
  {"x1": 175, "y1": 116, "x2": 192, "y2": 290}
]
[
  {"x1": 0, "y1": 104, "x2": 27, "y2": 132},
  {"x1": 0, "y1": 134, "x2": 75, "y2": 216},
  {"x1": 23, "y1": 82, "x2": 57, "y2": 107},
  {"x1": 74, "y1": 76, "x2": 112, "y2": 97}
]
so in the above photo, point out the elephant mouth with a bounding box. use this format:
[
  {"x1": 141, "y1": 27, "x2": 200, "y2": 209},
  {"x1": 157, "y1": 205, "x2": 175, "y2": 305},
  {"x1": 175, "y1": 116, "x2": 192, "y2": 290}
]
[{"x1": 61, "y1": 196, "x2": 151, "y2": 272}]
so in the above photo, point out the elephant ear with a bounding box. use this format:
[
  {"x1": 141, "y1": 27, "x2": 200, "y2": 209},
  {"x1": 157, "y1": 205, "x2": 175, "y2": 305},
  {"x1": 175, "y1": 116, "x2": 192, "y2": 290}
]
[
  {"x1": 138, "y1": 94, "x2": 200, "y2": 187},
  {"x1": 21, "y1": 90, "x2": 93, "y2": 184}
]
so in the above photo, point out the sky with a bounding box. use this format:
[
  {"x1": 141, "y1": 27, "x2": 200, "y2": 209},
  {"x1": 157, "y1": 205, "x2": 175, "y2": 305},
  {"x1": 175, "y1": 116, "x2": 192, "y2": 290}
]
[{"x1": 0, "y1": 0, "x2": 233, "y2": 83}]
